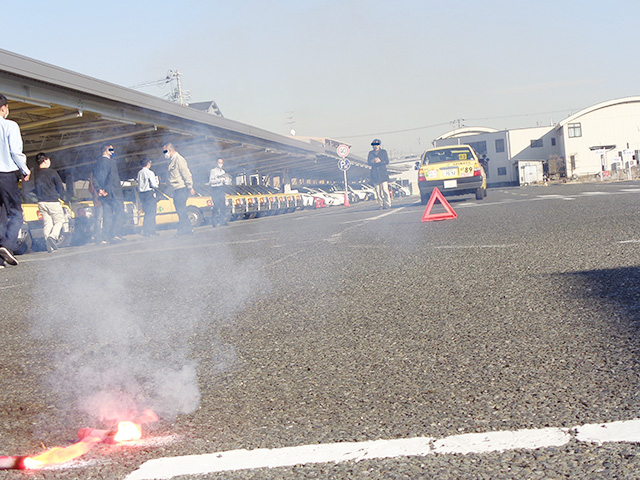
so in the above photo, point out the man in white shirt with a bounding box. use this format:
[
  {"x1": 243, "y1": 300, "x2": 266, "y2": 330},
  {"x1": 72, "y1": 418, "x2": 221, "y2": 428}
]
[
  {"x1": 0, "y1": 94, "x2": 30, "y2": 268},
  {"x1": 137, "y1": 158, "x2": 160, "y2": 236},
  {"x1": 208, "y1": 158, "x2": 230, "y2": 227}
]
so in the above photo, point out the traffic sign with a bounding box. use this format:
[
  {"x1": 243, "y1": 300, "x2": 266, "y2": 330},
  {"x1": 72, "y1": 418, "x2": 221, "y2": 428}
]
[
  {"x1": 337, "y1": 158, "x2": 351, "y2": 171},
  {"x1": 337, "y1": 144, "x2": 350, "y2": 158}
]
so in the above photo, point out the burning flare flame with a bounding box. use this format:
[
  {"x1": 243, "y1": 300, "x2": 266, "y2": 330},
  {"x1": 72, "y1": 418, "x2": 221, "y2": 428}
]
[{"x1": 18, "y1": 409, "x2": 157, "y2": 470}]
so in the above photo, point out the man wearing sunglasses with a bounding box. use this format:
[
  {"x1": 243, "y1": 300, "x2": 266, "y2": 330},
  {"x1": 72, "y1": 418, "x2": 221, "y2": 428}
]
[
  {"x1": 92, "y1": 144, "x2": 125, "y2": 244},
  {"x1": 163, "y1": 142, "x2": 195, "y2": 236}
]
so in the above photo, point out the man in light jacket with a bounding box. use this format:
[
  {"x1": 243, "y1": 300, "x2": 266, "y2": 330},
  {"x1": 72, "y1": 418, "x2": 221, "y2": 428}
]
[{"x1": 163, "y1": 142, "x2": 195, "y2": 236}]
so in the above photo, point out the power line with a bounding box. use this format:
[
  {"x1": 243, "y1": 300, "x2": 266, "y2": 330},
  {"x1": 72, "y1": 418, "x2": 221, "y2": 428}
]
[
  {"x1": 339, "y1": 121, "x2": 451, "y2": 139},
  {"x1": 338, "y1": 108, "x2": 580, "y2": 140}
]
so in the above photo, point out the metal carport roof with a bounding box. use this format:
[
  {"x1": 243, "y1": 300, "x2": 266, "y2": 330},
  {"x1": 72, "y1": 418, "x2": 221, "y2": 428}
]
[{"x1": 0, "y1": 48, "x2": 371, "y2": 188}]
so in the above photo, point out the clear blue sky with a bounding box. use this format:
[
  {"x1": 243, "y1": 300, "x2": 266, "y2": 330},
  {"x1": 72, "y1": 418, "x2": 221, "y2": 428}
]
[{"x1": 4, "y1": 0, "x2": 639, "y2": 158}]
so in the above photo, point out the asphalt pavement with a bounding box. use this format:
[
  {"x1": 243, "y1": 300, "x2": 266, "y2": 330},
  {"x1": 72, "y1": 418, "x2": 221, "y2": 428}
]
[{"x1": 0, "y1": 181, "x2": 639, "y2": 479}]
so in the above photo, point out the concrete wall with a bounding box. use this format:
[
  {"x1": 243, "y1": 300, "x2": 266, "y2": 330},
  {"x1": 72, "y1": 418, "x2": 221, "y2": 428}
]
[{"x1": 557, "y1": 100, "x2": 640, "y2": 178}]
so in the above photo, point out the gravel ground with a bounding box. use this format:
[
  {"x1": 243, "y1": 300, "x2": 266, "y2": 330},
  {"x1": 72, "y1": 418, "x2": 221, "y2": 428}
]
[{"x1": 0, "y1": 181, "x2": 639, "y2": 479}]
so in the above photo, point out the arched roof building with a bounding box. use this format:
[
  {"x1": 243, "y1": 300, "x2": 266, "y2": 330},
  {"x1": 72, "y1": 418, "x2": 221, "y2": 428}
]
[{"x1": 432, "y1": 97, "x2": 640, "y2": 185}]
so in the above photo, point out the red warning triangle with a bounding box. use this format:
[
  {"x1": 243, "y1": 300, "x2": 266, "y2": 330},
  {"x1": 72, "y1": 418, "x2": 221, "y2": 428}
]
[{"x1": 421, "y1": 187, "x2": 457, "y2": 222}]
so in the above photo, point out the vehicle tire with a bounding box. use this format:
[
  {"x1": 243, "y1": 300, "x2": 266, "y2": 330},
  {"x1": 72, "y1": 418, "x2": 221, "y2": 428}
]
[
  {"x1": 186, "y1": 206, "x2": 204, "y2": 227},
  {"x1": 420, "y1": 192, "x2": 429, "y2": 205},
  {"x1": 475, "y1": 187, "x2": 487, "y2": 200}
]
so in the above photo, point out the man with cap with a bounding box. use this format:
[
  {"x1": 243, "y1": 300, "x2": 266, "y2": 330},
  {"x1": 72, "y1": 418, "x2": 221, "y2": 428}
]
[{"x1": 367, "y1": 139, "x2": 391, "y2": 209}]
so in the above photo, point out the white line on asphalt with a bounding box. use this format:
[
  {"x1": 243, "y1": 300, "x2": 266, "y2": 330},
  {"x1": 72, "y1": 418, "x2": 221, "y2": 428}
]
[
  {"x1": 434, "y1": 244, "x2": 517, "y2": 249},
  {"x1": 0, "y1": 282, "x2": 27, "y2": 290},
  {"x1": 342, "y1": 206, "x2": 407, "y2": 224},
  {"x1": 617, "y1": 239, "x2": 640, "y2": 244},
  {"x1": 123, "y1": 419, "x2": 640, "y2": 480}
]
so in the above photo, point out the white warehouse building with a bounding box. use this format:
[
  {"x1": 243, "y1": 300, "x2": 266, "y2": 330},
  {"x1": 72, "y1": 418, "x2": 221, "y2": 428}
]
[{"x1": 432, "y1": 96, "x2": 640, "y2": 186}]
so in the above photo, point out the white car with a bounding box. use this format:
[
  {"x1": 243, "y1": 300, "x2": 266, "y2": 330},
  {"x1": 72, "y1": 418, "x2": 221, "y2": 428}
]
[
  {"x1": 314, "y1": 186, "x2": 346, "y2": 205},
  {"x1": 290, "y1": 190, "x2": 326, "y2": 209},
  {"x1": 297, "y1": 187, "x2": 341, "y2": 206},
  {"x1": 357, "y1": 183, "x2": 378, "y2": 200},
  {"x1": 390, "y1": 181, "x2": 411, "y2": 197}
]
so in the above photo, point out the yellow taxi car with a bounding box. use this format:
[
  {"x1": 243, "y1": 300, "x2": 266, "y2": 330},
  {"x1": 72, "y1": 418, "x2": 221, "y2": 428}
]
[
  {"x1": 21, "y1": 200, "x2": 74, "y2": 251},
  {"x1": 71, "y1": 198, "x2": 139, "y2": 244},
  {"x1": 417, "y1": 144, "x2": 487, "y2": 204},
  {"x1": 152, "y1": 189, "x2": 213, "y2": 228}
]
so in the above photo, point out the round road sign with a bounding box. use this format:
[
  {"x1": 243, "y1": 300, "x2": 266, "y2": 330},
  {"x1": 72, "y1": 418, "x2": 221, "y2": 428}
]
[
  {"x1": 337, "y1": 144, "x2": 350, "y2": 158},
  {"x1": 338, "y1": 158, "x2": 351, "y2": 171}
]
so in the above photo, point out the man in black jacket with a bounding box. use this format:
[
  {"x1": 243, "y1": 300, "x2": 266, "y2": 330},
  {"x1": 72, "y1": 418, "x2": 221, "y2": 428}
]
[
  {"x1": 92, "y1": 144, "x2": 124, "y2": 244},
  {"x1": 34, "y1": 153, "x2": 66, "y2": 252},
  {"x1": 367, "y1": 139, "x2": 391, "y2": 209}
]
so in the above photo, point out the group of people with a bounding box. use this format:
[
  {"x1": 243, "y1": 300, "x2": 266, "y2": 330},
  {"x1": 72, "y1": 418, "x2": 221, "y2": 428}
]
[
  {"x1": 91, "y1": 142, "x2": 232, "y2": 242},
  {"x1": 0, "y1": 90, "x2": 233, "y2": 268},
  {"x1": 1, "y1": 89, "x2": 392, "y2": 269}
]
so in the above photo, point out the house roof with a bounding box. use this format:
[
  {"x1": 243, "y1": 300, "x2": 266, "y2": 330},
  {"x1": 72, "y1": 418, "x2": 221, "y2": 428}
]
[
  {"x1": 556, "y1": 96, "x2": 640, "y2": 129},
  {"x1": 434, "y1": 126, "x2": 500, "y2": 140}
]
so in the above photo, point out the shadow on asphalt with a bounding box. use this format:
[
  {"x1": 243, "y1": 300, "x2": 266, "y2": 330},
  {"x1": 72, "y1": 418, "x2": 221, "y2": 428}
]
[{"x1": 560, "y1": 266, "x2": 640, "y2": 332}]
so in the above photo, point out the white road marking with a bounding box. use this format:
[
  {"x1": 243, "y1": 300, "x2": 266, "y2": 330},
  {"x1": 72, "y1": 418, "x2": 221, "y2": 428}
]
[
  {"x1": 342, "y1": 206, "x2": 406, "y2": 224},
  {"x1": 434, "y1": 244, "x2": 517, "y2": 249},
  {"x1": 124, "y1": 419, "x2": 640, "y2": 480}
]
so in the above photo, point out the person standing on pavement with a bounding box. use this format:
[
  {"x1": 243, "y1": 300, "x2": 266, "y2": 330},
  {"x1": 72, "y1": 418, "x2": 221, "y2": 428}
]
[
  {"x1": 93, "y1": 143, "x2": 125, "y2": 244},
  {"x1": 34, "y1": 153, "x2": 66, "y2": 252},
  {"x1": 0, "y1": 94, "x2": 30, "y2": 268},
  {"x1": 163, "y1": 142, "x2": 195, "y2": 236},
  {"x1": 137, "y1": 158, "x2": 159, "y2": 236},
  {"x1": 208, "y1": 158, "x2": 230, "y2": 227},
  {"x1": 367, "y1": 138, "x2": 391, "y2": 209}
]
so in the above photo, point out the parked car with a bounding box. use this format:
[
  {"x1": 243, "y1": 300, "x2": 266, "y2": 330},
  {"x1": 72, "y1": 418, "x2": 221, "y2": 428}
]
[
  {"x1": 417, "y1": 144, "x2": 487, "y2": 204},
  {"x1": 356, "y1": 183, "x2": 378, "y2": 200},
  {"x1": 327, "y1": 184, "x2": 358, "y2": 203},
  {"x1": 144, "y1": 186, "x2": 213, "y2": 228},
  {"x1": 72, "y1": 198, "x2": 139, "y2": 244},
  {"x1": 291, "y1": 189, "x2": 327, "y2": 209},
  {"x1": 21, "y1": 200, "x2": 74, "y2": 251},
  {"x1": 298, "y1": 186, "x2": 341, "y2": 206},
  {"x1": 389, "y1": 181, "x2": 411, "y2": 197}
]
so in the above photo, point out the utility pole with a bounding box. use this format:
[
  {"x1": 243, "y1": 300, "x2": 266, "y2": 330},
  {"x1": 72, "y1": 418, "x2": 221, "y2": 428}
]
[
  {"x1": 167, "y1": 70, "x2": 190, "y2": 105},
  {"x1": 451, "y1": 118, "x2": 465, "y2": 129}
]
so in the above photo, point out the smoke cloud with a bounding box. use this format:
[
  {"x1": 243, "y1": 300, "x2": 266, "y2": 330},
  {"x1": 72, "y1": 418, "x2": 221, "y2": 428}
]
[{"x1": 29, "y1": 237, "x2": 269, "y2": 429}]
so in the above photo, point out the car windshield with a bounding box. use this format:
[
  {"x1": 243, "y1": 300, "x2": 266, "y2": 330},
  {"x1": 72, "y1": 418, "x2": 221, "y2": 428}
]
[{"x1": 423, "y1": 147, "x2": 474, "y2": 165}]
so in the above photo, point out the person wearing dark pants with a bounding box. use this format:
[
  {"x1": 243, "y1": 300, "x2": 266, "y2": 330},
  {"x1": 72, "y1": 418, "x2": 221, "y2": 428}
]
[
  {"x1": 208, "y1": 158, "x2": 230, "y2": 227},
  {"x1": 137, "y1": 158, "x2": 159, "y2": 236},
  {"x1": 93, "y1": 143, "x2": 125, "y2": 244},
  {"x1": 0, "y1": 94, "x2": 30, "y2": 268},
  {"x1": 163, "y1": 142, "x2": 195, "y2": 236}
]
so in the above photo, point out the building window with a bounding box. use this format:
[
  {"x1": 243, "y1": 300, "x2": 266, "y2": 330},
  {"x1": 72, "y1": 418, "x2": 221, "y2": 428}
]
[
  {"x1": 568, "y1": 123, "x2": 582, "y2": 138},
  {"x1": 551, "y1": 137, "x2": 556, "y2": 146},
  {"x1": 468, "y1": 141, "x2": 487, "y2": 156},
  {"x1": 531, "y1": 139, "x2": 543, "y2": 148},
  {"x1": 497, "y1": 167, "x2": 507, "y2": 176},
  {"x1": 495, "y1": 138, "x2": 505, "y2": 153}
]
